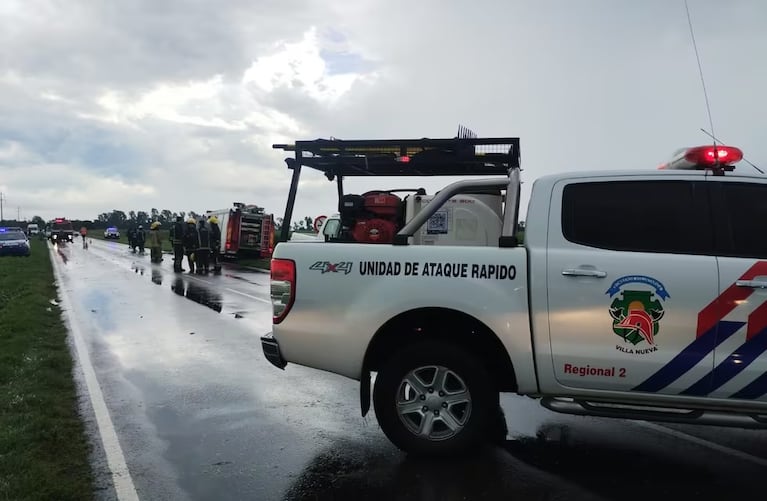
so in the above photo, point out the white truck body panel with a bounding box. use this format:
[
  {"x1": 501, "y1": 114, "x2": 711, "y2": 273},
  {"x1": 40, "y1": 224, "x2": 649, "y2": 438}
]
[{"x1": 271, "y1": 242, "x2": 537, "y2": 390}]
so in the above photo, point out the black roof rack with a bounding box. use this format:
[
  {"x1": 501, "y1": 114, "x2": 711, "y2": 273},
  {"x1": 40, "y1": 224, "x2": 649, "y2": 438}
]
[
  {"x1": 273, "y1": 136, "x2": 521, "y2": 242},
  {"x1": 273, "y1": 137, "x2": 520, "y2": 178}
]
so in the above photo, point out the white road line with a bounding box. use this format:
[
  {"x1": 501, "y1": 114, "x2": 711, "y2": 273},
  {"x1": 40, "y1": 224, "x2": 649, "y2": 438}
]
[
  {"x1": 48, "y1": 245, "x2": 140, "y2": 501},
  {"x1": 225, "y1": 287, "x2": 271, "y2": 304},
  {"x1": 185, "y1": 275, "x2": 271, "y2": 304},
  {"x1": 637, "y1": 421, "x2": 767, "y2": 468}
]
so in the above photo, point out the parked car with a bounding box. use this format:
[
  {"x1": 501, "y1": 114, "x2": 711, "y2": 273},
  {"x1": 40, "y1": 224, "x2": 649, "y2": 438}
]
[{"x1": 0, "y1": 228, "x2": 31, "y2": 257}]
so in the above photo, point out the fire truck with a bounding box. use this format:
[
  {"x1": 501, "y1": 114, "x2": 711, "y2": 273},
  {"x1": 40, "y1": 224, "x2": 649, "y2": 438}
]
[
  {"x1": 205, "y1": 203, "x2": 275, "y2": 259},
  {"x1": 48, "y1": 218, "x2": 74, "y2": 243}
]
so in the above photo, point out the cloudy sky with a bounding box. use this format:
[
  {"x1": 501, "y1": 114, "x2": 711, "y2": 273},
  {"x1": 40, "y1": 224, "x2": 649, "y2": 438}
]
[{"x1": 1, "y1": 0, "x2": 765, "y2": 224}]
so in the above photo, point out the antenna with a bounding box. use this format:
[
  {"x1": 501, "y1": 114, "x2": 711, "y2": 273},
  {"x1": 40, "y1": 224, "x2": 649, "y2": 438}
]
[
  {"x1": 699, "y1": 128, "x2": 764, "y2": 174},
  {"x1": 684, "y1": 0, "x2": 717, "y2": 148}
]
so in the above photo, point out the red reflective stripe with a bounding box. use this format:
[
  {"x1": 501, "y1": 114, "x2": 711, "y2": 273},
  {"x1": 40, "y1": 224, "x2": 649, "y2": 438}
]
[{"x1": 697, "y1": 261, "x2": 767, "y2": 337}]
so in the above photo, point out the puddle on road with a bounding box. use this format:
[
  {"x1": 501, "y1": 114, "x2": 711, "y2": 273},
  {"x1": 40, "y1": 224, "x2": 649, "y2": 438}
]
[
  {"x1": 54, "y1": 243, "x2": 69, "y2": 263},
  {"x1": 223, "y1": 273, "x2": 265, "y2": 287},
  {"x1": 170, "y1": 277, "x2": 223, "y2": 313}
]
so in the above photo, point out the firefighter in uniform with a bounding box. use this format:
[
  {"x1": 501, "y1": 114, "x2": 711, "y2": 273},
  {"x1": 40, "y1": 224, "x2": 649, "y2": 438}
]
[
  {"x1": 136, "y1": 225, "x2": 146, "y2": 254},
  {"x1": 148, "y1": 221, "x2": 163, "y2": 263},
  {"x1": 127, "y1": 226, "x2": 137, "y2": 252},
  {"x1": 182, "y1": 218, "x2": 199, "y2": 274},
  {"x1": 208, "y1": 215, "x2": 222, "y2": 273},
  {"x1": 169, "y1": 216, "x2": 185, "y2": 272},
  {"x1": 197, "y1": 219, "x2": 211, "y2": 274}
]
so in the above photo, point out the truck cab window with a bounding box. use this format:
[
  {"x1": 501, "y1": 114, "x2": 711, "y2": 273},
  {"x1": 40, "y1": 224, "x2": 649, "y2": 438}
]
[
  {"x1": 718, "y1": 182, "x2": 767, "y2": 258},
  {"x1": 561, "y1": 180, "x2": 714, "y2": 255}
]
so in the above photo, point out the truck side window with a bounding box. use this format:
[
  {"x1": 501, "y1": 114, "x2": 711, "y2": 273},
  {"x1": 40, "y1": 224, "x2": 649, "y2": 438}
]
[
  {"x1": 718, "y1": 182, "x2": 767, "y2": 258},
  {"x1": 561, "y1": 180, "x2": 713, "y2": 255}
]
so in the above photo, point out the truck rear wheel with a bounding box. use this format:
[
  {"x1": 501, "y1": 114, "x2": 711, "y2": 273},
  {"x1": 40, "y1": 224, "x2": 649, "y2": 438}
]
[{"x1": 372, "y1": 341, "x2": 496, "y2": 456}]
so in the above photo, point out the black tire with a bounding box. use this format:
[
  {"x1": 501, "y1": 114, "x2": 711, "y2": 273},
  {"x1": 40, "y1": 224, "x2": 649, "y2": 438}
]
[{"x1": 373, "y1": 341, "x2": 497, "y2": 456}]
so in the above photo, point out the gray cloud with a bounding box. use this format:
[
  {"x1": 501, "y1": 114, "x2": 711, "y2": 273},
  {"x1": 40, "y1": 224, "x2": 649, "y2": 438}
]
[{"x1": 1, "y1": 0, "x2": 766, "y2": 224}]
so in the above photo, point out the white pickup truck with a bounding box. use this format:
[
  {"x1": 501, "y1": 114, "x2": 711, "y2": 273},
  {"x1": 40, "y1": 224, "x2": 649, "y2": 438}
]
[{"x1": 261, "y1": 137, "x2": 767, "y2": 456}]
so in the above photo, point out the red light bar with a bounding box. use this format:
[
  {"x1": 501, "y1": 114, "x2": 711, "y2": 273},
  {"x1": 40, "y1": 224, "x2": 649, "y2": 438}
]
[
  {"x1": 658, "y1": 145, "x2": 743, "y2": 171},
  {"x1": 395, "y1": 156, "x2": 411, "y2": 163}
]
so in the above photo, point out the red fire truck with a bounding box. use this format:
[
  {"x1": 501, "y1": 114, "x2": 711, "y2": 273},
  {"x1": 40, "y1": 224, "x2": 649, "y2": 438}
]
[{"x1": 206, "y1": 203, "x2": 275, "y2": 259}]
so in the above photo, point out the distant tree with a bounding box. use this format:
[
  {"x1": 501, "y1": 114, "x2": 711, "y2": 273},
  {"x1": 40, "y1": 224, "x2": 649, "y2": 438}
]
[
  {"x1": 178, "y1": 211, "x2": 186, "y2": 221},
  {"x1": 151, "y1": 208, "x2": 159, "y2": 221},
  {"x1": 109, "y1": 210, "x2": 127, "y2": 227},
  {"x1": 161, "y1": 209, "x2": 173, "y2": 224},
  {"x1": 31, "y1": 215, "x2": 45, "y2": 226},
  {"x1": 303, "y1": 216, "x2": 313, "y2": 230},
  {"x1": 274, "y1": 217, "x2": 284, "y2": 232},
  {"x1": 136, "y1": 211, "x2": 148, "y2": 225},
  {"x1": 189, "y1": 211, "x2": 199, "y2": 221},
  {"x1": 128, "y1": 211, "x2": 137, "y2": 224},
  {"x1": 292, "y1": 221, "x2": 302, "y2": 231}
]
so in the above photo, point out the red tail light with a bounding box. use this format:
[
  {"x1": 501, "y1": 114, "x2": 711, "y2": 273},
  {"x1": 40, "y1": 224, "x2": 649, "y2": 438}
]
[{"x1": 271, "y1": 258, "x2": 296, "y2": 324}]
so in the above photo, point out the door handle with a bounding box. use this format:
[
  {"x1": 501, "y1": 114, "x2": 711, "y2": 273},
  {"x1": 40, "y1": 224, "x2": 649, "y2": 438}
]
[
  {"x1": 562, "y1": 268, "x2": 607, "y2": 278},
  {"x1": 736, "y1": 280, "x2": 767, "y2": 288}
]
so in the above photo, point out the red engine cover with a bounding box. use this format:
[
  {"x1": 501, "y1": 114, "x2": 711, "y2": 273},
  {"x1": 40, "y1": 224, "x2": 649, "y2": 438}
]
[
  {"x1": 363, "y1": 193, "x2": 400, "y2": 217},
  {"x1": 351, "y1": 219, "x2": 398, "y2": 244}
]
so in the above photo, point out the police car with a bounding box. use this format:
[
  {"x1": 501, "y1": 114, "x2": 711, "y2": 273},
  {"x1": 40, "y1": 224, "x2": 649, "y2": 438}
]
[
  {"x1": 262, "y1": 136, "x2": 767, "y2": 456},
  {"x1": 0, "y1": 227, "x2": 31, "y2": 257},
  {"x1": 104, "y1": 226, "x2": 120, "y2": 239}
]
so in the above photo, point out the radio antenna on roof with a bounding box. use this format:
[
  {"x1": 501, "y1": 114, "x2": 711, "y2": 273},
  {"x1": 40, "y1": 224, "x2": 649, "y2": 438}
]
[{"x1": 684, "y1": 0, "x2": 717, "y2": 151}]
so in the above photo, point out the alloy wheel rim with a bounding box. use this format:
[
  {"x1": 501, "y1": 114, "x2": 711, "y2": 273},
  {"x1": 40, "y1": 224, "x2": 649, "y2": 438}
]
[{"x1": 395, "y1": 365, "x2": 472, "y2": 441}]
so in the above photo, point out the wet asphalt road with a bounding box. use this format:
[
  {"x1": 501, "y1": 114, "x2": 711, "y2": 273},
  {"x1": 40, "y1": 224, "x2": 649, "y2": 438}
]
[{"x1": 49, "y1": 238, "x2": 767, "y2": 501}]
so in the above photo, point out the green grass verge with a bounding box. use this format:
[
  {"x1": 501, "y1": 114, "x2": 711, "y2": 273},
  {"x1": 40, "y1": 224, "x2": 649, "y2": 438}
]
[{"x1": 0, "y1": 240, "x2": 94, "y2": 500}]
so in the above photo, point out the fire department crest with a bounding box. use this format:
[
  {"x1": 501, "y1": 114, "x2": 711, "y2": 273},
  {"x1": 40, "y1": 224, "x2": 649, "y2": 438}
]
[{"x1": 606, "y1": 275, "x2": 669, "y2": 354}]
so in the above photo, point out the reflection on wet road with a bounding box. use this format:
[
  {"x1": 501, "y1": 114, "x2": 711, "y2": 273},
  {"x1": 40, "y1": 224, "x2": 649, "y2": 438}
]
[{"x1": 51, "y1": 240, "x2": 767, "y2": 501}]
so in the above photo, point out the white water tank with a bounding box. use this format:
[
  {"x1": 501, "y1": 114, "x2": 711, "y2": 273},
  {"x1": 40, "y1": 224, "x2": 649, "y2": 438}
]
[{"x1": 404, "y1": 192, "x2": 503, "y2": 246}]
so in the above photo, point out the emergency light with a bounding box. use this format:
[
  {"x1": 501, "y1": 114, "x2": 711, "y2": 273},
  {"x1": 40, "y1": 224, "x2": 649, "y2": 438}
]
[{"x1": 658, "y1": 145, "x2": 743, "y2": 172}]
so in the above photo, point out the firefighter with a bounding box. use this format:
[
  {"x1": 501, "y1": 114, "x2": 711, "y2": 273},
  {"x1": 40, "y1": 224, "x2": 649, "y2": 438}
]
[
  {"x1": 208, "y1": 215, "x2": 222, "y2": 273},
  {"x1": 135, "y1": 225, "x2": 146, "y2": 255},
  {"x1": 148, "y1": 221, "x2": 163, "y2": 263},
  {"x1": 197, "y1": 219, "x2": 211, "y2": 274},
  {"x1": 127, "y1": 226, "x2": 137, "y2": 252},
  {"x1": 182, "y1": 218, "x2": 199, "y2": 274},
  {"x1": 169, "y1": 216, "x2": 185, "y2": 272}
]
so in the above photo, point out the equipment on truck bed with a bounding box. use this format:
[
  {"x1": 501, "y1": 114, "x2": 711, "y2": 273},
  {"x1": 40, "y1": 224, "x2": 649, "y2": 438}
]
[{"x1": 273, "y1": 133, "x2": 521, "y2": 245}]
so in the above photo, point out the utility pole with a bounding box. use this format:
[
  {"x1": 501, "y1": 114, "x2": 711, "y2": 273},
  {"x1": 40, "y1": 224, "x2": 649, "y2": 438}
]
[
  {"x1": 0, "y1": 192, "x2": 4, "y2": 222},
  {"x1": 17, "y1": 207, "x2": 21, "y2": 221}
]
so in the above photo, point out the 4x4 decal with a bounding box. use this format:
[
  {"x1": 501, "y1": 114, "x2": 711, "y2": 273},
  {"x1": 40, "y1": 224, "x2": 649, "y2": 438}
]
[{"x1": 309, "y1": 261, "x2": 353, "y2": 275}]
